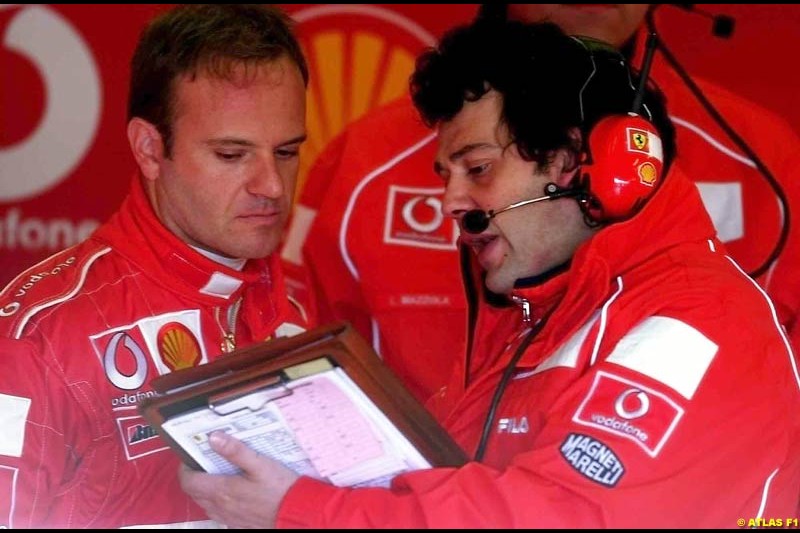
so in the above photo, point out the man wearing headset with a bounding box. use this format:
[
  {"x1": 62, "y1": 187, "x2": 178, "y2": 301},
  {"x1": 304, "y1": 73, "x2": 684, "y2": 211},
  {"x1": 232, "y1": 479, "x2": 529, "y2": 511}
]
[
  {"x1": 181, "y1": 19, "x2": 800, "y2": 527},
  {"x1": 287, "y1": 4, "x2": 800, "y2": 406}
]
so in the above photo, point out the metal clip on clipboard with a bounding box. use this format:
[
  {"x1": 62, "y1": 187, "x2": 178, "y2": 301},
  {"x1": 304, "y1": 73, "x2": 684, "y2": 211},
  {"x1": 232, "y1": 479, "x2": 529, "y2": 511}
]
[{"x1": 207, "y1": 374, "x2": 293, "y2": 416}]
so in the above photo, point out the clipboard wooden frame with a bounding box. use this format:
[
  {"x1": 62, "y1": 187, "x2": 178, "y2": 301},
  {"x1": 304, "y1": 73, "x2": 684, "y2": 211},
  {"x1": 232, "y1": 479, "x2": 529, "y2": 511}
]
[{"x1": 139, "y1": 321, "x2": 468, "y2": 471}]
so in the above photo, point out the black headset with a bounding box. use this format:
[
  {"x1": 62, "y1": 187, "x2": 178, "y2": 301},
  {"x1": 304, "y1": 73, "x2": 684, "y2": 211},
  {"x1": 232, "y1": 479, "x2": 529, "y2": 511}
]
[{"x1": 572, "y1": 34, "x2": 665, "y2": 224}]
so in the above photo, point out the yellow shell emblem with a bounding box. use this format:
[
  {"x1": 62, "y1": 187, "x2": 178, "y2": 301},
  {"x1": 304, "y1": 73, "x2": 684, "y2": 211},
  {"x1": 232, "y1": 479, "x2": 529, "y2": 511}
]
[
  {"x1": 291, "y1": 5, "x2": 436, "y2": 192},
  {"x1": 157, "y1": 323, "x2": 201, "y2": 371},
  {"x1": 638, "y1": 162, "x2": 658, "y2": 186}
]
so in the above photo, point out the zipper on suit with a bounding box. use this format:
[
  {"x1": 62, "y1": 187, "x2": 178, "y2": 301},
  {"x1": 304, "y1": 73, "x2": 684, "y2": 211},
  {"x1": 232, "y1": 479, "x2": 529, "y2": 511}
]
[
  {"x1": 510, "y1": 294, "x2": 531, "y2": 323},
  {"x1": 214, "y1": 298, "x2": 242, "y2": 353}
]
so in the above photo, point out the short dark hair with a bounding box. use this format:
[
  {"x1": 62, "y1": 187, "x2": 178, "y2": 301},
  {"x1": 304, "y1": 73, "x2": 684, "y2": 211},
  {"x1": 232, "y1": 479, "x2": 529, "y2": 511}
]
[
  {"x1": 410, "y1": 19, "x2": 675, "y2": 170},
  {"x1": 128, "y1": 4, "x2": 308, "y2": 154}
]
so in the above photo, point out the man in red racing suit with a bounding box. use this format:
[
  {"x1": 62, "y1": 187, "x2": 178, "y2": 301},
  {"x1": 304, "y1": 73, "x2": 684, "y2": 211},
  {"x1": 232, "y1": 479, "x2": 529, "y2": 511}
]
[
  {"x1": 285, "y1": 4, "x2": 800, "y2": 405},
  {"x1": 0, "y1": 4, "x2": 310, "y2": 528},
  {"x1": 0, "y1": 178, "x2": 308, "y2": 528}
]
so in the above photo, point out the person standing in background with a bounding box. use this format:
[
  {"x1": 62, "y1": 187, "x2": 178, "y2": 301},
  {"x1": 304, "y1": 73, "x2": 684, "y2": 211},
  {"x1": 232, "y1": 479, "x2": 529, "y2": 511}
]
[
  {"x1": 0, "y1": 4, "x2": 310, "y2": 528},
  {"x1": 287, "y1": 4, "x2": 800, "y2": 405}
]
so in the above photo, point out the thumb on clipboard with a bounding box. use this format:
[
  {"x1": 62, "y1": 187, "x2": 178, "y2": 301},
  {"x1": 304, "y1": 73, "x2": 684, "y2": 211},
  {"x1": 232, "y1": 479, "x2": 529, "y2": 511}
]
[{"x1": 179, "y1": 431, "x2": 299, "y2": 528}]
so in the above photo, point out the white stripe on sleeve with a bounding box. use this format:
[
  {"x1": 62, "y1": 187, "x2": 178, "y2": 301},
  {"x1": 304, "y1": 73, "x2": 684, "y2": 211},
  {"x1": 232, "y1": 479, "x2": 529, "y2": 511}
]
[
  {"x1": 0, "y1": 393, "x2": 31, "y2": 457},
  {"x1": 606, "y1": 316, "x2": 717, "y2": 399}
]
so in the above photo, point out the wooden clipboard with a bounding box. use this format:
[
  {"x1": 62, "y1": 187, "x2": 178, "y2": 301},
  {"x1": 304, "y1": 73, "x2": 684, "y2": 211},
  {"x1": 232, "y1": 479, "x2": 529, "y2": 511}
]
[{"x1": 138, "y1": 322, "x2": 468, "y2": 472}]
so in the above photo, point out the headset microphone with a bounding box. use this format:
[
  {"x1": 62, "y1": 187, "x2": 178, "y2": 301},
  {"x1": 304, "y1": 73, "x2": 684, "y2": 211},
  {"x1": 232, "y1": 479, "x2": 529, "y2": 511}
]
[{"x1": 461, "y1": 183, "x2": 581, "y2": 234}]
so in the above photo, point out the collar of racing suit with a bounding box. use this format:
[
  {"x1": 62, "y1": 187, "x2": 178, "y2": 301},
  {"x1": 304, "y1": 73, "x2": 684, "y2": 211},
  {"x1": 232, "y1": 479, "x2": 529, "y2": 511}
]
[{"x1": 92, "y1": 176, "x2": 290, "y2": 338}]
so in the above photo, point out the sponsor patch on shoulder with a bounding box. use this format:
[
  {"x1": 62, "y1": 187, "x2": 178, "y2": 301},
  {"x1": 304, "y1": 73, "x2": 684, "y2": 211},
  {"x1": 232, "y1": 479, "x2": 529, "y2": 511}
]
[
  {"x1": 0, "y1": 393, "x2": 31, "y2": 458},
  {"x1": 560, "y1": 433, "x2": 625, "y2": 487},
  {"x1": 572, "y1": 371, "x2": 684, "y2": 457}
]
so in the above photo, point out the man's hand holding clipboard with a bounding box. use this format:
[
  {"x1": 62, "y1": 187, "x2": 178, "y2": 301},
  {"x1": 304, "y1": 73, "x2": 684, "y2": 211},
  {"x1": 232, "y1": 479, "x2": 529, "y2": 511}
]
[{"x1": 138, "y1": 322, "x2": 467, "y2": 485}]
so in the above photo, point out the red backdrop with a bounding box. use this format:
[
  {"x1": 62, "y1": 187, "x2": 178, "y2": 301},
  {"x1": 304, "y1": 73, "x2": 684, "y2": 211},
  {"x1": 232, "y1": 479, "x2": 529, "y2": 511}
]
[{"x1": 2, "y1": 4, "x2": 799, "y2": 287}]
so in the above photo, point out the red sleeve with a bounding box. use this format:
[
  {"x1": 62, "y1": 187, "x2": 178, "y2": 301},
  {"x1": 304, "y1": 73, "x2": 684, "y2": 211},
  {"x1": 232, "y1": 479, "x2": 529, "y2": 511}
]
[
  {"x1": 0, "y1": 337, "x2": 86, "y2": 528},
  {"x1": 275, "y1": 310, "x2": 799, "y2": 527},
  {"x1": 680, "y1": 78, "x2": 800, "y2": 342},
  {"x1": 746, "y1": 116, "x2": 800, "y2": 340}
]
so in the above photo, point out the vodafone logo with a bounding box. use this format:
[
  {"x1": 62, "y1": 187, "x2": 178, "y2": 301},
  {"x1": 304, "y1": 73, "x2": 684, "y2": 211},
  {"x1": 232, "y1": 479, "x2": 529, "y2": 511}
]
[
  {"x1": 402, "y1": 195, "x2": 444, "y2": 233},
  {"x1": 103, "y1": 331, "x2": 149, "y2": 391},
  {"x1": 614, "y1": 388, "x2": 650, "y2": 420},
  {"x1": 385, "y1": 186, "x2": 458, "y2": 250},
  {"x1": 1, "y1": 5, "x2": 101, "y2": 201},
  {"x1": 573, "y1": 371, "x2": 684, "y2": 458}
]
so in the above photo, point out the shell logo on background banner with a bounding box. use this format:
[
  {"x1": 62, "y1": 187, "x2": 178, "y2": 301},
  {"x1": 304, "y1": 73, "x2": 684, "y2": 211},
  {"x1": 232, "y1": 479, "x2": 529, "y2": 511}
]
[{"x1": 289, "y1": 5, "x2": 436, "y2": 191}]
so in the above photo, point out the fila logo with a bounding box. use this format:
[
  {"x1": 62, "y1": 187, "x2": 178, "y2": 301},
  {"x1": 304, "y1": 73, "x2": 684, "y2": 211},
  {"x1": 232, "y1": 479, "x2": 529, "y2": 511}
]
[{"x1": 497, "y1": 416, "x2": 529, "y2": 434}]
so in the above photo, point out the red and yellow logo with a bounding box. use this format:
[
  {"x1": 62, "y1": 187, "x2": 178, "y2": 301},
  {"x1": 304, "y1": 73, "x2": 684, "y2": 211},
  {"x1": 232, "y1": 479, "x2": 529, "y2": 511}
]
[
  {"x1": 629, "y1": 128, "x2": 649, "y2": 152},
  {"x1": 638, "y1": 162, "x2": 658, "y2": 186},
  {"x1": 157, "y1": 322, "x2": 201, "y2": 371},
  {"x1": 289, "y1": 5, "x2": 441, "y2": 192}
]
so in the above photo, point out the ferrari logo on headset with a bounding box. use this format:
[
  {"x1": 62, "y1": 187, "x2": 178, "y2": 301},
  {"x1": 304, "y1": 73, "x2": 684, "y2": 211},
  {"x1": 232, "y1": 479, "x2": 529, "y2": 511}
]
[{"x1": 628, "y1": 128, "x2": 650, "y2": 152}]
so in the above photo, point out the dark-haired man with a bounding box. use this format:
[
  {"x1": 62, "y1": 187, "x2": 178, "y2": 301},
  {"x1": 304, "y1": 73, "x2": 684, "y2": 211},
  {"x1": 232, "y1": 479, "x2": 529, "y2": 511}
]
[{"x1": 288, "y1": 4, "x2": 800, "y2": 407}]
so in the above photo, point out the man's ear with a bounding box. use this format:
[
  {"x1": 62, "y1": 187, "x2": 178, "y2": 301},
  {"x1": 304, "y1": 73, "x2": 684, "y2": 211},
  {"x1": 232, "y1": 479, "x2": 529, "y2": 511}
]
[
  {"x1": 127, "y1": 117, "x2": 164, "y2": 182},
  {"x1": 554, "y1": 127, "x2": 584, "y2": 188}
]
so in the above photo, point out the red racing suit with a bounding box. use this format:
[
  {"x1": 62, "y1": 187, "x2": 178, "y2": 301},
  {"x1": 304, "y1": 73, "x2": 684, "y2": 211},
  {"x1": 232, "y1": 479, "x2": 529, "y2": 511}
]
[
  {"x1": 275, "y1": 165, "x2": 800, "y2": 528},
  {"x1": 285, "y1": 43, "x2": 800, "y2": 403},
  {"x1": 0, "y1": 178, "x2": 308, "y2": 528}
]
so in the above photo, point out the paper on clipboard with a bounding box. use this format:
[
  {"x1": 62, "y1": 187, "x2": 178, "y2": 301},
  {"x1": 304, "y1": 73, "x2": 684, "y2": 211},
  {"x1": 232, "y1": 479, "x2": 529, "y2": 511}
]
[
  {"x1": 139, "y1": 322, "x2": 468, "y2": 486},
  {"x1": 159, "y1": 359, "x2": 430, "y2": 488}
]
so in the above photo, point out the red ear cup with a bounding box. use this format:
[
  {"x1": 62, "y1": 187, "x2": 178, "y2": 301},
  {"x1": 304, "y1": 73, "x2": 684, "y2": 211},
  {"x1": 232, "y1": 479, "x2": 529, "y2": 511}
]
[{"x1": 580, "y1": 113, "x2": 664, "y2": 222}]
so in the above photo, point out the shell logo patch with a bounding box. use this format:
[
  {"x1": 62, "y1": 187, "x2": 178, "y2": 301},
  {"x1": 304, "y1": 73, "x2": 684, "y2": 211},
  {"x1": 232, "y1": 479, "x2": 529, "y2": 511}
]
[
  {"x1": 638, "y1": 162, "x2": 658, "y2": 186},
  {"x1": 157, "y1": 322, "x2": 201, "y2": 371}
]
